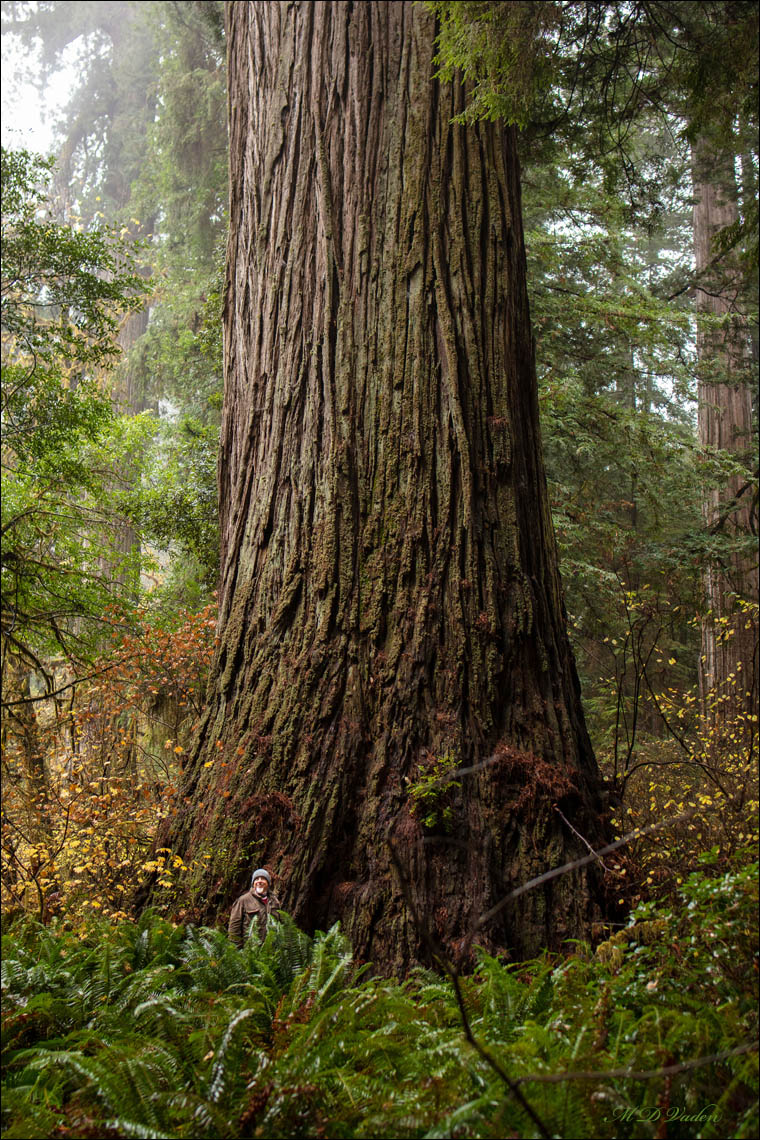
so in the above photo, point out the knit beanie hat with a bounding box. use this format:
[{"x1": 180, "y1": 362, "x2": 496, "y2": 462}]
[{"x1": 251, "y1": 868, "x2": 272, "y2": 888}]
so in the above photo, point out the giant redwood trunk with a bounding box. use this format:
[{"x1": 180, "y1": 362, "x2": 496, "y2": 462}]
[{"x1": 156, "y1": 0, "x2": 607, "y2": 972}]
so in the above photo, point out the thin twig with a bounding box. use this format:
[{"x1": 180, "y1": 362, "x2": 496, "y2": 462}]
[
  {"x1": 475, "y1": 806, "x2": 699, "y2": 932},
  {"x1": 515, "y1": 1041, "x2": 757, "y2": 1085},
  {"x1": 0, "y1": 657, "x2": 131, "y2": 708},
  {"x1": 553, "y1": 803, "x2": 612, "y2": 872}
]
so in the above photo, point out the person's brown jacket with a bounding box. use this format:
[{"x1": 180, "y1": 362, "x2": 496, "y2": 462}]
[{"x1": 228, "y1": 889, "x2": 282, "y2": 947}]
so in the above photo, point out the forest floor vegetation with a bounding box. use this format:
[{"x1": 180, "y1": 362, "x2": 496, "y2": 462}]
[{"x1": 2, "y1": 846, "x2": 757, "y2": 1140}]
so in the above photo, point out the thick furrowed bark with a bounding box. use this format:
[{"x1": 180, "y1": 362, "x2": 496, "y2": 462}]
[{"x1": 154, "y1": 1, "x2": 606, "y2": 972}]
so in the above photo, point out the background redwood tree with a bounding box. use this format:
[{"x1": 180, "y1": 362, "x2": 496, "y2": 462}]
[
  {"x1": 154, "y1": 0, "x2": 608, "y2": 971},
  {"x1": 692, "y1": 142, "x2": 758, "y2": 724}
]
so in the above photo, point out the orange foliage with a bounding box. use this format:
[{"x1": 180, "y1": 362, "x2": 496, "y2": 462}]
[{"x1": 1, "y1": 604, "x2": 216, "y2": 922}]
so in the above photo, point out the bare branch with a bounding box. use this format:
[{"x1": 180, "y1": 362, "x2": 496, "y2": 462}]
[
  {"x1": 515, "y1": 1041, "x2": 757, "y2": 1085},
  {"x1": 553, "y1": 803, "x2": 613, "y2": 872},
  {"x1": 473, "y1": 806, "x2": 700, "y2": 933}
]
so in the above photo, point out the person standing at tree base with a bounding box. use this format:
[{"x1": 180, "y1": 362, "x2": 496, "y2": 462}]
[{"x1": 228, "y1": 868, "x2": 283, "y2": 947}]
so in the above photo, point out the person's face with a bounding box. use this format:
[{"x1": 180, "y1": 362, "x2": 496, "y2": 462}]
[{"x1": 253, "y1": 876, "x2": 269, "y2": 895}]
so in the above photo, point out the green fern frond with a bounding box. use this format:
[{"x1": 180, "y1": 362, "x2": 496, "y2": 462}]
[
  {"x1": 102, "y1": 1119, "x2": 172, "y2": 1140},
  {"x1": 258, "y1": 912, "x2": 313, "y2": 981},
  {"x1": 132, "y1": 995, "x2": 192, "y2": 1029},
  {"x1": 207, "y1": 1007, "x2": 263, "y2": 1105},
  {"x1": 111, "y1": 963, "x2": 184, "y2": 1014},
  {"x1": 418, "y1": 1092, "x2": 502, "y2": 1139},
  {"x1": 0, "y1": 1083, "x2": 66, "y2": 1140}
]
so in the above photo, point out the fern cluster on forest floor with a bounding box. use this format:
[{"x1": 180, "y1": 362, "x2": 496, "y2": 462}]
[{"x1": 2, "y1": 848, "x2": 757, "y2": 1140}]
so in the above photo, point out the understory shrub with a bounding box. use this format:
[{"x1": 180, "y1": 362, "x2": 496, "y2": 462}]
[{"x1": 2, "y1": 850, "x2": 757, "y2": 1139}]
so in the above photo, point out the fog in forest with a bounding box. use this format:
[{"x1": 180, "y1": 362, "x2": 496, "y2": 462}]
[{"x1": 2, "y1": 4, "x2": 757, "y2": 1138}]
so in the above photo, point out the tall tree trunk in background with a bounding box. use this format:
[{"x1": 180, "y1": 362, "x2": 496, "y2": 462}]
[
  {"x1": 692, "y1": 138, "x2": 758, "y2": 723},
  {"x1": 108, "y1": 305, "x2": 151, "y2": 595},
  {"x1": 1, "y1": 656, "x2": 58, "y2": 916},
  {"x1": 48, "y1": 2, "x2": 157, "y2": 598},
  {"x1": 3, "y1": 657, "x2": 53, "y2": 842},
  {"x1": 154, "y1": 0, "x2": 606, "y2": 972}
]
